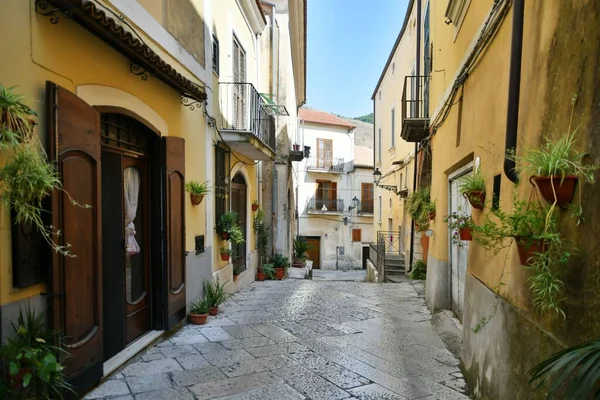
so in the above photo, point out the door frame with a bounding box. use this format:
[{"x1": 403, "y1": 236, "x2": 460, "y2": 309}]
[{"x1": 448, "y1": 162, "x2": 473, "y2": 320}]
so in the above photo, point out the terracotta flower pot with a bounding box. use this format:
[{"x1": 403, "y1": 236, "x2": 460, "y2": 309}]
[
  {"x1": 459, "y1": 227, "x2": 473, "y2": 241},
  {"x1": 515, "y1": 236, "x2": 547, "y2": 266},
  {"x1": 256, "y1": 271, "x2": 265, "y2": 281},
  {"x1": 532, "y1": 175, "x2": 578, "y2": 207},
  {"x1": 466, "y1": 191, "x2": 485, "y2": 210},
  {"x1": 293, "y1": 144, "x2": 300, "y2": 151},
  {"x1": 221, "y1": 232, "x2": 230, "y2": 240},
  {"x1": 274, "y1": 267, "x2": 285, "y2": 280},
  {"x1": 190, "y1": 194, "x2": 204, "y2": 205},
  {"x1": 428, "y1": 211, "x2": 436, "y2": 220},
  {"x1": 209, "y1": 306, "x2": 219, "y2": 316},
  {"x1": 189, "y1": 313, "x2": 208, "y2": 325},
  {"x1": 220, "y1": 253, "x2": 230, "y2": 261},
  {"x1": 292, "y1": 260, "x2": 304, "y2": 268},
  {"x1": 233, "y1": 274, "x2": 239, "y2": 282},
  {"x1": 252, "y1": 204, "x2": 259, "y2": 212}
]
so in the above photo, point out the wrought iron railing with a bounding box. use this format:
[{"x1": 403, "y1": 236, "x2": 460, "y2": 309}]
[
  {"x1": 374, "y1": 231, "x2": 404, "y2": 281},
  {"x1": 401, "y1": 75, "x2": 430, "y2": 120},
  {"x1": 306, "y1": 156, "x2": 346, "y2": 172},
  {"x1": 307, "y1": 197, "x2": 344, "y2": 212},
  {"x1": 357, "y1": 200, "x2": 374, "y2": 214},
  {"x1": 219, "y1": 82, "x2": 276, "y2": 152}
]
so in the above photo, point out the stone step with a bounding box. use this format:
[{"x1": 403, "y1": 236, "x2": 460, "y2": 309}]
[{"x1": 385, "y1": 274, "x2": 407, "y2": 283}]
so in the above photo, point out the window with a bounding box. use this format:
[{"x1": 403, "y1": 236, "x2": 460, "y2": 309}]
[
  {"x1": 352, "y1": 229, "x2": 362, "y2": 242},
  {"x1": 378, "y1": 128, "x2": 382, "y2": 163},
  {"x1": 215, "y1": 145, "x2": 228, "y2": 221},
  {"x1": 361, "y1": 183, "x2": 374, "y2": 213},
  {"x1": 212, "y1": 34, "x2": 219, "y2": 74},
  {"x1": 391, "y1": 108, "x2": 396, "y2": 146},
  {"x1": 317, "y1": 138, "x2": 333, "y2": 169},
  {"x1": 445, "y1": 0, "x2": 472, "y2": 32},
  {"x1": 316, "y1": 180, "x2": 337, "y2": 211},
  {"x1": 378, "y1": 196, "x2": 382, "y2": 222}
]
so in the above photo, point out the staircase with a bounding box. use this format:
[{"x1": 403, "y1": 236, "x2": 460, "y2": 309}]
[{"x1": 384, "y1": 253, "x2": 406, "y2": 283}]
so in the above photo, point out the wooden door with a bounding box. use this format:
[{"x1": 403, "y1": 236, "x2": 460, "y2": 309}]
[
  {"x1": 231, "y1": 173, "x2": 247, "y2": 273},
  {"x1": 305, "y1": 237, "x2": 320, "y2": 269},
  {"x1": 123, "y1": 156, "x2": 151, "y2": 344},
  {"x1": 163, "y1": 137, "x2": 186, "y2": 329},
  {"x1": 46, "y1": 82, "x2": 103, "y2": 393},
  {"x1": 449, "y1": 169, "x2": 471, "y2": 321}
]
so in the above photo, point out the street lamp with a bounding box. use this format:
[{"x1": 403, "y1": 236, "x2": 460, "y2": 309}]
[
  {"x1": 348, "y1": 196, "x2": 359, "y2": 212},
  {"x1": 373, "y1": 168, "x2": 382, "y2": 185}
]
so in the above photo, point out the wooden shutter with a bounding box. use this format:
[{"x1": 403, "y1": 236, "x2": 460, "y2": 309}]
[
  {"x1": 316, "y1": 139, "x2": 333, "y2": 169},
  {"x1": 361, "y1": 183, "x2": 374, "y2": 213},
  {"x1": 163, "y1": 137, "x2": 186, "y2": 328},
  {"x1": 330, "y1": 182, "x2": 337, "y2": 210},
  {"x1": 46, "y1": 82, "x2": 103, "y2": 393},
  {"x1": 352, "y1": 229, "x2": 362, "y2": 242}
]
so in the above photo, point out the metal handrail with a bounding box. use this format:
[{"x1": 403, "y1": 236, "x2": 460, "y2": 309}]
[
  {"x1": 307, "y1": 198, "x2": 344, "y2": 212},
  {"x1": 306, "y1": 156, "x2": 346, "y2": 172},
  {"x1": 357, "y1": 200, "x2": 374, "y2": 214},
  {"x1": 219, "y1": 82, "x2": 276, "y2": 152}
]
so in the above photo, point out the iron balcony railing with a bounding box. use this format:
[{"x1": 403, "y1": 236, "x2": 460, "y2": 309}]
[
  {"x1": 306, "y1": 156, "x2": 347, "y2": 172},
  {"x1": 401, "y1": 75, "x2": 430, "y2": 120},
  {"x1": 307, "y1": 197, "x2": 344, "y2": 213},
  {"x1": 357, "y1": 200, "x2": 374, "y2": 214},
  {"x1": 219, "y1": 82, "x2": 276, "y2": 152}
]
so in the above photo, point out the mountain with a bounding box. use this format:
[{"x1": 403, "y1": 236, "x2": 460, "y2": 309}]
[{"x1": 353, "y1": 113, "x2": 374, "y2": 124}]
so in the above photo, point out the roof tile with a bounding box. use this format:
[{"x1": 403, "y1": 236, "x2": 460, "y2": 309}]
[{"x1": 299, "y1": 108, "x2": 356, "y2": 129}]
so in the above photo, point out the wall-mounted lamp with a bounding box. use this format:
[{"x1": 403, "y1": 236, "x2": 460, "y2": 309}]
[
  {"x1": 373, "y1": 168, "x2": 397, "y2": 193},
  {"x1": 348, "y1": 196, "x2": 359, "y2": 211}
]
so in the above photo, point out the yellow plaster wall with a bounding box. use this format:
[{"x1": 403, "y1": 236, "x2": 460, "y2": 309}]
[
  {"x1": 0, "y1": 0, "x2": 207, "y2": 306},
  {"x1": 427, "y1": 0, "x2": 563, "y2": 310}
]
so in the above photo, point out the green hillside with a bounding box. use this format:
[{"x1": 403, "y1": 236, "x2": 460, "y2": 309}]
[{"x1": 354, "y1": 113, "x2": 374, "y2": 124}]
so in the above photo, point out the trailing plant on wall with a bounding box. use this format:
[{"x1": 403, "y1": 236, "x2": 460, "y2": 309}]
[
  {"x1": 406, "y1": 187, "x2": 434, "y2": 232},
  {"x1": 253, "y1": 208, "x2": 270, "y2": 266},
  {"x1": 0, "y1": 85, "x2": 87, "y2": 257}
]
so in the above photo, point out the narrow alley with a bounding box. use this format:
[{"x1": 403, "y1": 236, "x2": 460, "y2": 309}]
[{"x1": 85, "y1": 280, "x2": 468, "y2": 400}]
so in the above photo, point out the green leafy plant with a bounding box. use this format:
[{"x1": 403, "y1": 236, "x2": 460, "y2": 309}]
[
  {"x1": 233, "y1": 265, "x2": 243, "y2": 276},
  {"x1": 459, "y1": 169, "x2": 486, "y2": 208},
  {"x1": 293, "y1": 236, "x2": 312, "y2": 260},
  {"x1": 189, "y1": 298, "x2": 210, "y2": 315},
  {"x1": 406, "y1": 187, "x2": 434, "y2": 232},
  {"x1": 529, "y1": 338, "x2": 600, "y2": 399},
  {"x1": 218, "y1": 211, "x2": 237, "y2": 233},
  {"x1": 527, "y1": 250, "x2": 567, "y2": 318},
  {"x1": 0, "y1": 307, "x2": 73, "y2": 399},
  {"x1": 219, "y1": 247, "x2": 232, "y2": 255},
  {"x1": 510, "y1": 131, "x2": 597, "y2": 183},
  {"x1": 261, "y1": 263, "x2": 276, "y2": 280},
  {"x1": 185, "y1": 180, "x2": 210, "y2": 195},
  {"x1": 0, "y1": 85, "x2": 88, "y2": 257},
  {"x1": 203, "y1": 278, "x2": 231, "y2": 308},
  {"x1": 253, "y1": 208, "x2": 270, "y2": 265},
  {"x1": 443, "y1": 212, "x2": 475, "y2": 245},
  {"x1": 269, "y1": 253, "x2": 290, "y2": 269},
  {"x1": 410, "y1": 260, "x2": 427, "y2": 280},
  {"x1": 228, "y1": 225, "x2": 245, "y2": 244}
]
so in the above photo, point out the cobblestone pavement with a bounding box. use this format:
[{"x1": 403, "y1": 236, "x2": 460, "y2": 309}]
[{"x1": 85, "y1": 280, "x2": 469, "y2": 400}]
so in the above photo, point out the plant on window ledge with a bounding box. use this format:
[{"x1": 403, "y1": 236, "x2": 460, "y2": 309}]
[
  {"x1": 459, "y1": 168, "x2": 486, "y2": 210},
  {"x1": 0, "y1": 85, "x2": 89, "y2": 257},
  {"x1": 185, "y1": 180, "x2": 210, "y2": 205}
]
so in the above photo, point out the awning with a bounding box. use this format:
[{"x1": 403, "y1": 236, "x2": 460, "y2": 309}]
[{"x1": 36, "y1": 0, "x2": 207, "y2": 106}]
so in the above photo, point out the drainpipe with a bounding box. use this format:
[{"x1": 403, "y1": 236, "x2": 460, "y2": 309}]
[
  {"x1": 408, "y1": 0, "x2": 422, "y2": 273},
  {"x1": 504, "y1": 0, "x2": 524, "y2": 183}
]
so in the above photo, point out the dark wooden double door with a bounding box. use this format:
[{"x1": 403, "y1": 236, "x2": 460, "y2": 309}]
[{"x1": 46, "y1": 82, "x2": 187, "y2": 395}]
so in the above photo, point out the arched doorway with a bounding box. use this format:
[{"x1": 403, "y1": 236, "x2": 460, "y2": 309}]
[
  {"x1": 100, "y1": 113, "x2": 156, "y2": 360},
  {"x1": 231, "y1": 173, "x2": 247, "y2": 273}
]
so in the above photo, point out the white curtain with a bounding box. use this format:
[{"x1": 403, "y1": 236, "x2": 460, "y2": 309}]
[{"x1": 124, "y1": 167, "x2": 141, "y2": 256}]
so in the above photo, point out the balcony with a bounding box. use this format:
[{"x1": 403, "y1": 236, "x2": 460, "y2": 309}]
[
  {"x1": 306, "y1": 157, "x2": 347, "y2": 173},
  {"x1": 307, "y1": 198, "x2": 345, "y2": 214},
  {"x1": 401, "y1": 76, "x2": 430, "y2": 143},
  {"x1": 357, "y1": 200, "x2": 374, "y2": 215},
  {"x1": 219, "y1": 82, "x2": 277, "y2": 161}
]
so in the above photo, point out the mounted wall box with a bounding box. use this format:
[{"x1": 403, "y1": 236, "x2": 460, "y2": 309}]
[{"x1": 195, "y1": 235, "x2": 205, "y2": 255}]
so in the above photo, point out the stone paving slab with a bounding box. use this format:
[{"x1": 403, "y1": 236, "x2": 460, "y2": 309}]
[{"x1": 86, "y1": 280, "x2": 469, "y2": 399}]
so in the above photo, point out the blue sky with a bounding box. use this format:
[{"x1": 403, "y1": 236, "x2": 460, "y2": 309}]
[{"x1": 306, "y1": 0, "x2": 409, "y2": 118}]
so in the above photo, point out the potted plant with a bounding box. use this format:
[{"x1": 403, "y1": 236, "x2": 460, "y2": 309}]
[
  {"x1": 292, "y1": 236, "x2": 312, "y2": 267},
  {"x1": 220, "y1": 247, "x2": 231, "y2": 261},
  {"x1": 218, "y1": 211, "x2": 238, "y2": 240},
  {"x1": 459, "y1": 169, "x2": 486, "y2": 210},
  {"x1": 444, "y1": 212, "x2": 475, "y2": 242},
  {"x1": 188, "y1": 298, "x2": 210, "y2": 325},
  {"x1": 0, "y1": 308, "x2": 73, "y2": 398},
  {"x1": 292, "y1": 143, "x2": 300, "y2": 151},
  {"x1": 185, "y1": 180, "x2": 209, "y2": 205},
  {"x1": 269, "y1": 253, "x2": 290, "y2": 280},
  {"x1": 406, "y1": 187, "x2": 434, "y2": 232},
  {"x1": 252, "y1": 200, "x2": 259, "y2": 212},
  {"x1": 258, "y1": 263, "x2": 275, "y2": 281},
  {"x1": 233, "y1": 265, "x2": 243, "y2": 281},
  {"x1": 511, "y1": 133, "x2": 597, "y2": 207},
  {"x1": 203, "y1": 278, "x2": 231, "y2": 316}
]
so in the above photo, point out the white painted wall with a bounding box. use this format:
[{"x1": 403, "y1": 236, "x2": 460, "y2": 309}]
[{"x1": 295, "y1": 121, "x2": 373, "y2": 270}]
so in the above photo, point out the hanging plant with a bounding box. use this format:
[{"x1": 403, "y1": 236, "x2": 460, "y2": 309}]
[
  {"x1": 252, "y1": 200, "x2": 259, "y2": 212},
  {"x1": 185, "y1": 180, "x2": 209, "y2": 205},
  {"x1": 443, "y1": 212, "x2": 475, "y2": 244},
  {"x1": 459, "y1": 168, "x2": 486, "y2": 210},
  {"x1": 510, "y1": 131, "x2": 597, "y2": 207},
  {"x1": 0, "y1": 86, "x2": 88, "y2": 257},
  {"x1": 406, "y1": 187, "x2": 434, "y2": 232}
]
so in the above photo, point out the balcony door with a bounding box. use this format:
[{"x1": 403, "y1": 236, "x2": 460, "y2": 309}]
[
  {"x1": 232, "y1": 36, "x2": 247, "y2": 130},
  {"x1": 231, "y1": 173, "x2": 247, "y2": 273},
  {"x1": 316, "y1": 138, "x2": 333, "y2": 169},
  {"x1": 316, "y1": 180, "x2": 337, "y2": 211}
]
